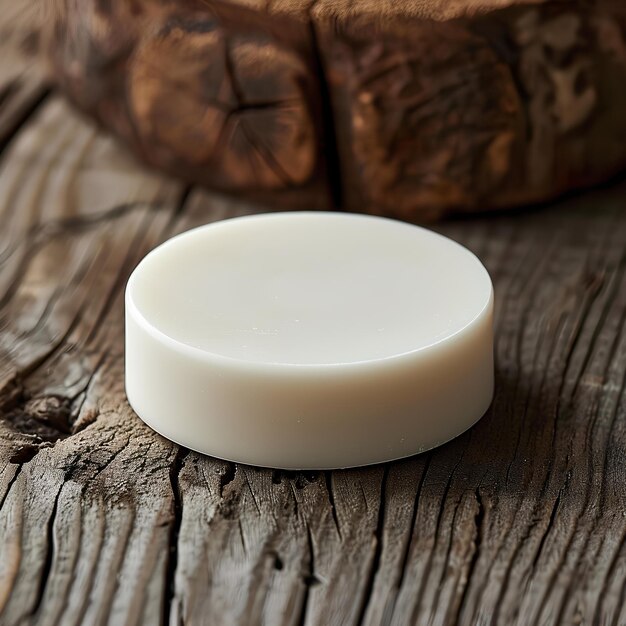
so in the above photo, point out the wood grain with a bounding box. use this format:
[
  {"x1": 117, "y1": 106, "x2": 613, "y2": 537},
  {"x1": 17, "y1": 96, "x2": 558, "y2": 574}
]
[
  {"x1": 41, "y1": 0, "x2": 626, "y2": 220},
  {"x1": 45, "y1": 0, "x2": 333, "y2": 212},
  {"x1": 2, "y1": 6, "x2": 626, "y2": 626},
  {"x1": 0, "y1": 3, "x2": 48, "y2": 153}
]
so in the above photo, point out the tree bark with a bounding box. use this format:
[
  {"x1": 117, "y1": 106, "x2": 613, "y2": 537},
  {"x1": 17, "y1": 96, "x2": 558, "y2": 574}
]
[{"x1": 43, "y1": 0, "x2": 626, "y2": 220}]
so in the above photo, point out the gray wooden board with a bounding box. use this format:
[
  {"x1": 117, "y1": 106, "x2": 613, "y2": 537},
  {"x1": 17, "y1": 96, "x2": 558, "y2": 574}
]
[{"x1": 0, "y1": 4, "x2": 626, "y2": 626}]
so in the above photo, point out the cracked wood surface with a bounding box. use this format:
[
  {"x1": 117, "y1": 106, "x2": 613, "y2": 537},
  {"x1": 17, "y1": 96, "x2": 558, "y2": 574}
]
[
  {"x1": 2, "y1": 4, "x2": 626, "y2": 626},
  {"x1": 41, "y1": 0, "x2": 626, "y2": 220}
]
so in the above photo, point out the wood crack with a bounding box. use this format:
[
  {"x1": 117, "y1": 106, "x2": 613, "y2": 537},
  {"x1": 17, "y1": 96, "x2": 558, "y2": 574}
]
[
  {"x1": 610, "y1": 559, "x2": 626, "y2": 626},
  {"x1": 243, "y1": 469, "x2": 262, "y2": 516},
  {"x1": 70, "y1": 351, "x2": 109, "y2": 432},
  {"x1": 296, "y1": 523, "x2": 317, "y2": 626},
  {"x1": 409, "y1": 440, "x2": 472, "y2": 624},
  {"x1": 0, "y1": 463, "x2": 22, "y2": 512},
  {"x1": 395, "y1": 455, "x2": 432, "y2": 596},
  {"x1": 592, "y1": 361, "x2": 626, "y2": 624},
  {"x1": 356, "y1": 466, "x2": 389, "y2": 626},
  {"x1": 219, "y1": 462, "x2": 237, "y2": 497},
  {"x1": 324, "y1": 471, "x2": 341, "y2": 539},
  {"x1": 307, "y1": 21, "x2": 343, "y2": 210},
  {"x1": 30, "y1": 482, "x2": 63, "y2": 617},
  {"x1": 163, "y1": 447, "x2": 190, "y2": 626},
  {"x1": 454, "y1": 487, "x2": 486, "y2": 624}
]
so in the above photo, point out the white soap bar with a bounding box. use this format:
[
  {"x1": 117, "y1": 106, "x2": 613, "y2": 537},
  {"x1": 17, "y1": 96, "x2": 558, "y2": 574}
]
[{"x1": 125, "y1": 212, "x2": 494, "y2": 469}]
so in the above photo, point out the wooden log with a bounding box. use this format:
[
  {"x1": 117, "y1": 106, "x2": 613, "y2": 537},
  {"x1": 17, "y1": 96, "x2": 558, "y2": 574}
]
[
  {"x1": 40, "y1": 0, "x2": 626, "y2": 219},
  {"x1": 319, "y1": 2, "x2": 626, "y2": 219},
  {"x1": 44, "y1": 0, "x2": 332, "y2": 210}
]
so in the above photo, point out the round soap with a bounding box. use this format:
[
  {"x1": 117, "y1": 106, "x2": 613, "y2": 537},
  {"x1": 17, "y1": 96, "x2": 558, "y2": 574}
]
[{"x1": 125, "y1": 212, "x2": 494, "y2": 469}]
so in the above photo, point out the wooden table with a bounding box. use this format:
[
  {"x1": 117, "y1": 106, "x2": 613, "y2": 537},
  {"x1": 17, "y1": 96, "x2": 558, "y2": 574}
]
[{"x1": 1, "y1": 6, "x2": 625, "y2": 626}]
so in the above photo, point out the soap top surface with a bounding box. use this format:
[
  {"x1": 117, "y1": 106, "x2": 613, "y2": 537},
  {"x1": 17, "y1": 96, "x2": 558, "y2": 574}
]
[{"x1": 128, "y1": 212, "x2": 492, "y2": 366}]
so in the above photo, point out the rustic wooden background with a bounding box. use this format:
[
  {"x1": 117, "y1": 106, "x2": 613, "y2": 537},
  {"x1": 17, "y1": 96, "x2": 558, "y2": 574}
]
[
  {"x1": 1, "y1": 4, "x2": 626, "y2": 626},
  {"x1": 44, "y1": 0, "x2": 626, "y2": 221}
]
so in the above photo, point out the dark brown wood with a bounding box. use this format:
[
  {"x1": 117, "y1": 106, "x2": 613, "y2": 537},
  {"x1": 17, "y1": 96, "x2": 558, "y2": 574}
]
[
  {"x1": 39, "y1": 0, "x2": 626, "y2": 220},
  {"x1": 43, "y1": 0, "x2": 333, "y2": 211},
  {"x1": 319, "y1": 3, "x2": 626, "y2": 219}
]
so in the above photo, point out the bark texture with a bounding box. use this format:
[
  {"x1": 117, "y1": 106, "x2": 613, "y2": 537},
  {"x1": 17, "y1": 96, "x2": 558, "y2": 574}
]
[{"x1": 42, "y1": 0, "x2": 626, "y2": 219}]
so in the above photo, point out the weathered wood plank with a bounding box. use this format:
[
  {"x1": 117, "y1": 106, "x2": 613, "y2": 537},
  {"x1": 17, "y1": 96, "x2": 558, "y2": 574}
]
[
  {"x1": 1, "y1": 6, "x2": 626, "y2": 624},
  {"x1": 0, "y1": 87, "x2": 186, "y2": 625}
]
